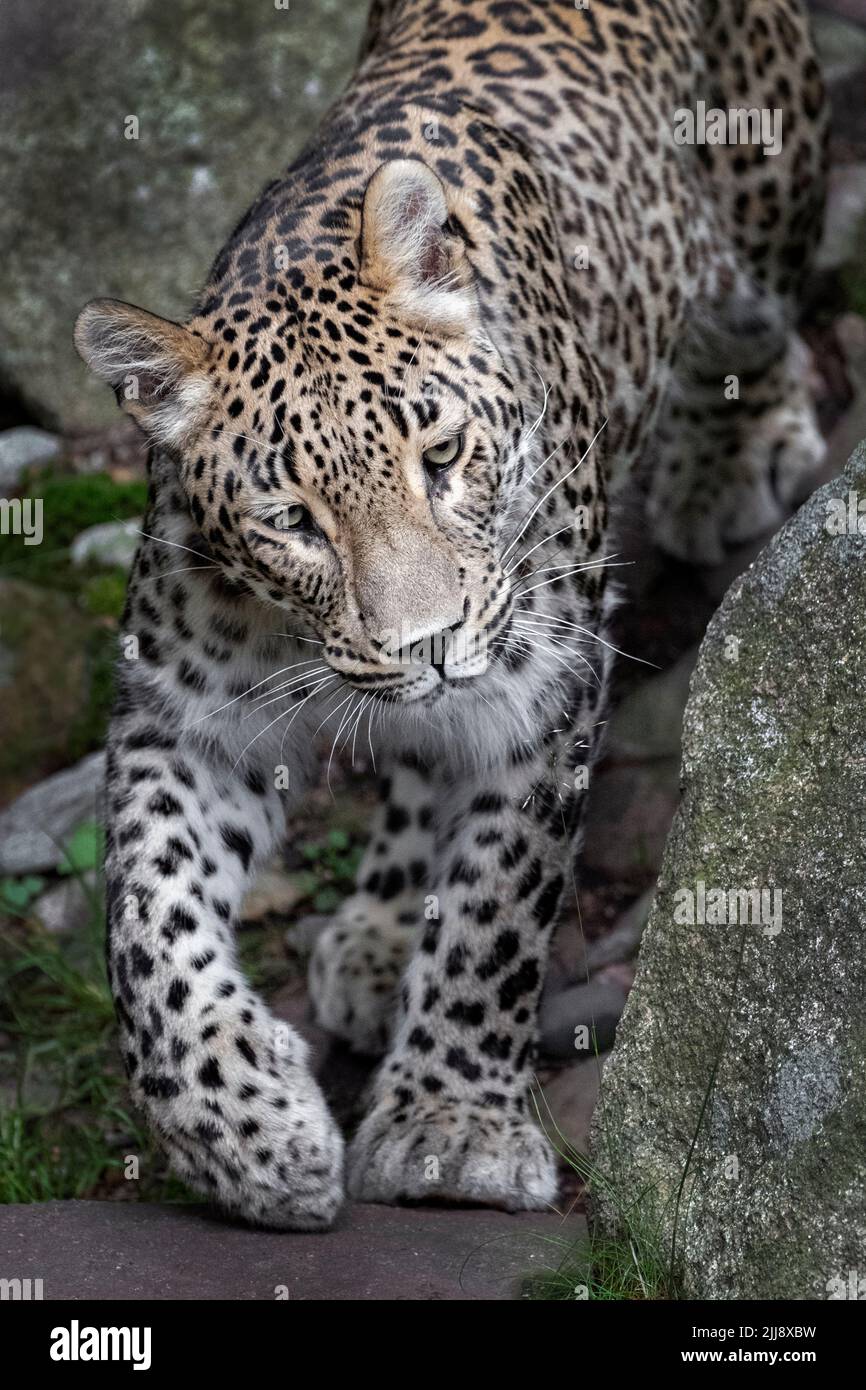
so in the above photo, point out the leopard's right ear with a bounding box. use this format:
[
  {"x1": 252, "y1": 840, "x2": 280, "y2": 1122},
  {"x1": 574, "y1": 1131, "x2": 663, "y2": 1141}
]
[
  {"x1": 359, "y1": 160, "x2": 478, "y2": 334},
  {"x1": 74, "y1": 299, "x2": 213, "y2": 449}
]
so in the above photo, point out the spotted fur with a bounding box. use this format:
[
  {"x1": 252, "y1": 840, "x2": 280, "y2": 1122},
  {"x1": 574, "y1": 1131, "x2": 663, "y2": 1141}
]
[{"x1": 75, "y1": 0, "x2": 826, "y2": 1226}]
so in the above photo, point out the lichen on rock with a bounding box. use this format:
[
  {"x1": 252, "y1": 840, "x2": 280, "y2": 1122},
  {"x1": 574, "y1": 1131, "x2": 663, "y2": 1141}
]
[{"x1": 590, "y1": 441, "x2": 866, "y2": 1300}]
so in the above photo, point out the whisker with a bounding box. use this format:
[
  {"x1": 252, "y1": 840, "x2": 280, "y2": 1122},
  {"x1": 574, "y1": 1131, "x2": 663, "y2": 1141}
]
[
  {"x1": 500, "y1": 418, "x2": 607, "y2": 565},
  {"x1": 312, "y1": 688, "x2": 354, "y2": 740},
  {"x1": 247, "y1": 659, "x2": 328, "y2": 694},
  {"x1": 246, "y1": 665, "x2": 331, "y2": 714},
  {"x1": 513, "y1": 556, "x2": 626, "y2": 599},
  {"x1": 509, "y1": 369, "x2": 551, "y2": 476},
  {"x1": 348, "y1": 693, "x2": 373, "y2": 768},
  {"x1": 525, "y1": 369, "x2": 551, "y2": 439},
  {"x1": 513, "y1": 566, "x2": 601, "y2": 598},
  {"x1": 504, "y1": 629, "x2": 589, "y2": 686},
  {"x1": 135, "y1": 530, "x2": 214, "y2": 564},
  {"x1": 366, "y1": 696, "x2": 378, "y2": 771},
  {"x1": 469, "y1": 684, "x2": 499, "y2": 715},
  {"x1": 399, "y1": 320, "x2": 430, "y2": 399},
  {"x1": 159, "y1": 563, "x2": 220, "y2": 578},
  {"x1": 231, "y1": 696, "x2": 308, "y2": 771},
  {"x1": 280, "y1": 675, "x2": 339, "y2": 760},
  {"x1": 213, "y1": 424, "x2": 288, "y2": 455},
  {"x1": 511, "y1": 435, "x2": 567, "y2": 502},
  {"x1": 257, "y1": 674, "x2": 336, "y2": 763},
  {"x1": 505, "y1": 524, "x2": 576, "y2": 577},
  {"x1": 507, "y1": 521, "x2": 603, "y2": 593},
  {"x1": 338, "y1": 695, "x2": 364, "y2": 755},
  {"x1": 515, "y1": 611, "x2": 658, "y2": 668},
  {"x1": 327, "y1": 693, "x2": 360, "y2": 794},
  {"x1": 521, "y1": 558, "x2": 623, "y2": 575},
  {"x1": 191, "y1": 658, "x2": 324, "y2": 725},
  {"x1": 512, "y1": 619, "x2": 598, "y2": 681},
  {"x1": 510, "y1": 556, "x2": 630, "y2": 616}
]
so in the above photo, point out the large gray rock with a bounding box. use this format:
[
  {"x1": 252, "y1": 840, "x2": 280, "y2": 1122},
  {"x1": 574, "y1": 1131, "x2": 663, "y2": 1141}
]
[
  {"x1": 0, "y1": 0, "x2": 365, "y2": 429},
  {"x1": 590, "y1": 441, "x2": 866, "y2": 1301}
]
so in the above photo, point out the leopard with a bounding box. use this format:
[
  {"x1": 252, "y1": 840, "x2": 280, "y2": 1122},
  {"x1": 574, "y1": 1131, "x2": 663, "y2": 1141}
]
[{"x1": 74, "y1": 0, "x2": 827, "y2": 1229}]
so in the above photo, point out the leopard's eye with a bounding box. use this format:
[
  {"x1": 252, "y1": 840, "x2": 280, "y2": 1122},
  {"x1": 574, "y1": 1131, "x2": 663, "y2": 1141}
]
[
  {"x1": 269, "y1": 504, "x2": 310, "y2": 532},
  {"x1": 422, "y1": 433, "x2": 463, "y2": 472}
]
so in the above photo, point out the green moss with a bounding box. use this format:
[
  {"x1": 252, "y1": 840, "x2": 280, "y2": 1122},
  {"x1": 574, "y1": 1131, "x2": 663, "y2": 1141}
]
[
  {"x1": 81, "y1": 569, "x2": 128, "y2": 619},
  {"x1": 591, "y1": 446, "x2": 866, "y2": 1297},
  {"x1": 27, "y1": 470, "x2": 146, "y2": 537},
  {"x1": 0, "y1": 469, "x2": 146, "y2": 591},
  {"x1": 0, "y1": 0, "x2": 365, "y2": 430}
]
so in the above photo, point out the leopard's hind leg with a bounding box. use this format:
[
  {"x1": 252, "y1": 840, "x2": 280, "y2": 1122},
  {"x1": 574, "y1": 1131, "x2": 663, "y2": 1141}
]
[
  {"x1": 648, "y1": 0, "x2": 828, "y2": 564},
  {"x1": 648, "y1": 295, "x2": 825, "y2": 563},
  {"x1": 308, "y1": 758, "x2": 434, "y2": 1054}
]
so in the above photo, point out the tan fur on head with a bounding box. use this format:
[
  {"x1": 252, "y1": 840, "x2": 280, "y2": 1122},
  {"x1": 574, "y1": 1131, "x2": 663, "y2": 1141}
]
[
  {"x1": 74, "y1": 299, "x2": 213, "y2": 449},
  {"x1": 359, "y1": 159, "x2": 477, "y2": 334}
]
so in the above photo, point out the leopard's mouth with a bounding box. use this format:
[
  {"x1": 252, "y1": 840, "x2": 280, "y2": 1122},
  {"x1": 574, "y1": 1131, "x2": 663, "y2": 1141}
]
[
  {"x1": 350, "y1": 667, "x2": 476, "y2": 703},
  {"x1": 330, "y1": 623, "x2": 495, "y2": 702}
]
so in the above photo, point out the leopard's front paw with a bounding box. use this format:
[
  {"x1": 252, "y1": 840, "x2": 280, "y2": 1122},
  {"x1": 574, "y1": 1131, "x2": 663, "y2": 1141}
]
[
  {"x1": 308, "y1": 915, "x2": 414, "y2": 1055},
  {"x1": 147, "y1": 1017, "x2": 345, "y2": 1231},
  {"x1": 347, "y1": 1094, "x2": 557, "y2": 1211}
]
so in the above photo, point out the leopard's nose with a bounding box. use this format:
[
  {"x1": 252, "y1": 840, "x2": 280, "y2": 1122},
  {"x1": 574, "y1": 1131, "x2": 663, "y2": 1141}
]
[{"x1": 393, "y1": 617, "x2": 465, "y2": 672}]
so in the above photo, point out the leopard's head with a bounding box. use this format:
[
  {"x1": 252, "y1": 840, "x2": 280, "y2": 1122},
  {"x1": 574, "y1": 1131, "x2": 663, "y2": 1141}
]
[{"x1": 75, "y1": 160, "x2": 534, "y2": 707}]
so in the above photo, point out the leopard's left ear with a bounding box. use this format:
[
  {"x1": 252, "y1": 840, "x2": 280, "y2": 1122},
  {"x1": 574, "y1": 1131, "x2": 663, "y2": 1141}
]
[
  {"x1": 74, "y1": 299, "x2": 213, "y2": 450},
  {"x1": 359, "y1": 159, "x2": 477, "y2": 334}
]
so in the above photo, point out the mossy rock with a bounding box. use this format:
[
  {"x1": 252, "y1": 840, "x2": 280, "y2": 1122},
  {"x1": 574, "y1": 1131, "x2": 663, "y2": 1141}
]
[
  {"x1": 0, "y1": 580, "x2": 114, "y2": 802},
  {"x1": 0, "y1": 0, "x2": 365, "y2": 429},
  {"x1": 590, "y1": 441, "x2": 866, "y2": 1300}
]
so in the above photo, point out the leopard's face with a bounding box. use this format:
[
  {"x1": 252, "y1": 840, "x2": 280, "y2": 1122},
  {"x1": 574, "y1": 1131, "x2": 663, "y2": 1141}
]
[
  {"x1": 182, "y1": 293, "x2": 526, "y2": 704},
  {"x1": 75, "y1": 158, "x2": 544, "y2": 709}
]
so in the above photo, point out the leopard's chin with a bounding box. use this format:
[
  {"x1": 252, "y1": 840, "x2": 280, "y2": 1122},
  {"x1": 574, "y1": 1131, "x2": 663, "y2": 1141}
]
[
  {"x1": 363, "y1": 666, "x2": 486, "y2": 707},
  {"x1": 416, "y1": 683, "x2": 447, "y2": 704}
]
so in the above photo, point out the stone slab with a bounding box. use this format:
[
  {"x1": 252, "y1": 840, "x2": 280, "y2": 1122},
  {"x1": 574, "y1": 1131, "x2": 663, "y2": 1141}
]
[{"x1": 0, "y1": 1200, "x2": 585, "y2": 1302}]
